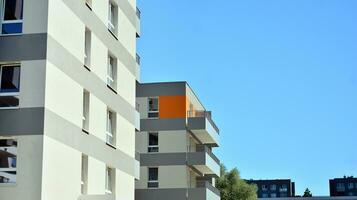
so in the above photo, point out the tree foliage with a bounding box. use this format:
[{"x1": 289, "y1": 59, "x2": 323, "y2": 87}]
[
  {"x1": 216, "y1": 164, "x2": 257, "y2": 200},
  {"x1": 303, "y1": 188, "x2": 312, "y2": 197}
]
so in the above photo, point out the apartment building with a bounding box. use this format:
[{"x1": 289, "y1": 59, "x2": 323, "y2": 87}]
[
  {"x1": 135, "y1": 82, "x2": 221, "y2": 200},
  {"x1": 247, "y1": 179, "x2": 296, "y2": 198},
  {"x1": 330, "y1": 176, "x2": 357, "y2": 197},
  {"x1": 0, "y1": 0, "x2": 140, "y2": 199}
]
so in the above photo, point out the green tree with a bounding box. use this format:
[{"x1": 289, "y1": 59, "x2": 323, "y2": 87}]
[
  {"x1": 216, "y1": 164, "x2": 257, "y2": 200},
  {"x1": 303, "y1": 188, "x2": 312, "y2": 197}
]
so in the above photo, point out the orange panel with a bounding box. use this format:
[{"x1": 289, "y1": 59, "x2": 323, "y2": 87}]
[{"x1": 159, "y1": 96, "x2": 187, "y2": 118}]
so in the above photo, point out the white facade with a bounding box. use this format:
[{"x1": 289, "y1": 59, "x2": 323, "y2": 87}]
[{"x1": 0, "y1": 0, "x2": 140, "y2": 199}]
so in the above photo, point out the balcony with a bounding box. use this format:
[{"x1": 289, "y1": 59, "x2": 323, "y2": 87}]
[
  {"x1": 135, "y1": 181, "x2": 220, "y2": 200},
  {"x1": 187, "y1": 111, "x2": 219, "y2": 146},
  {"x1": 187, "y1": 145, "x2": 220, "y2": 177},
  {"x1": 136, "y1": 7, "x2": 141, "y2": 37}
]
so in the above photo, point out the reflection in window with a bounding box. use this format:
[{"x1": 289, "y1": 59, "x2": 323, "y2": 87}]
[
  {"x1": 148, "y1": 97, "x2": 159, "y2": 118},
  {"x1": 148, "y1": 132, "x2": 158, "y2": 153},
  {"x1": 0, "y1": 64, "x2": 20, "y2": 108},
  {"x1": 1, "y1": 0, "x2": 23, "y2": 34}
]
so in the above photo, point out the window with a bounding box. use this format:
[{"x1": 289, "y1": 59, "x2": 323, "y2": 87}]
[
  {"x1": 280, "y1": 184, "x2": 288, "y2": 192},
  {"x1": 262, "y1": 184, "x2": 268, "y2": 191},
  {"x1": 148, "y1": 167, "x2": 158, "y2": 188},
  {"x1": 84, "y1": 28, "x2": 91, "y2": 68},
  {"x1": 0, "y1": 64, "x2": 20, "y2": 108},
  {"x1": 348, "y1": 192, "x2": 354, "y2": 196},
  {"x1": 148, "y1": 132, "x2": 158, "y2": 153},
  {"x1": 82, "y1": 90, "x2": 90, "y2": 132},
  {"x1": 270, "y1": 184, "x2": 276, "y2": 191},
  {"x1": 262, "y1": 193, "x2": 268, "y2": 198},
  {"x1": 105, "y1": 167, "x2": 115, "y2": 194},
  {"x1": 0, "y1": 139, "x2": 17, "y2": 184},
  {"x1": 270, "y1": 193, "x2": 277, "y2": 198},
  {"x1": 106, "y1": 109, "x2": 116, "y2": 147},
  {"x1": 0, "y1": 0, "x2": 23, "y2": 35},
  {"x1": 336, "y1": 183, "x2": 345, "y2": 192},
  {"x1": 148, "y1": 97, "x2": 159, "y2": 118},
  {"x1": 81, "y1": 154, "x2": 88, "y2": 194},
  {"x1": 108, "y1": 1, "x2": 118, "y2": 36},
  {"x1": 348, "y1": 182, "x2": 354, "y2": 189},
  {"x1": 107, "y1": 55, "x2": 117, "y2": 90}
]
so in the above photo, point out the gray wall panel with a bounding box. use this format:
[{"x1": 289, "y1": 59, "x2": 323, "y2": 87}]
[
  {"x1": 140, "y1": 118, "x2": 187, "y2": 131},
  {"x1": 0, "y1": 107, "x2": 44, "y2": 135},
  {"x1": 136, "y1": 82, "x2": 187, "y2": 97},
  {"x1": 0, "y1": 34, "x2": 47, "y2": 61}
]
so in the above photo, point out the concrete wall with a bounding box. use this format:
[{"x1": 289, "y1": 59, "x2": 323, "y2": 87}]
[{"x1": 0, "y1": 0, "x2": 138, "y2": 199}]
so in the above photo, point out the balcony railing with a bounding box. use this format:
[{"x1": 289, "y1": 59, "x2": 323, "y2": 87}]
[
  {"x1": 187, "y1": 110, "x2": 219, "y2": 134},
  {"x1": 136, "y1": 7, "x2": 141, "y2": 19},
  {"x1": 196, "y1": 181, "x2": 220, "y2": 196},
  {"x1": 195, "y1": 144, "x2": 220, "y2": 164}
]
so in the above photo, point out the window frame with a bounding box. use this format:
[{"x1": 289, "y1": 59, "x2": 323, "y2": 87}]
[
  {"x1": 107, "y1": 55, "x2": 117, "y2": 91},
  {"x1": 84, "y1": 28, "x2": 91, "y2": 68},
  {"x1": 148, "y1": 132, "x2": 159, "y2": 153},
  {"x1": 0, "y1": 63, "x2": 20, "y2": 109},
  {"x1": 81, "y1": 154, "x2": 88, "y2": 194},
  {"x1": 106, "y1": 109, "x2": 116, "y2": 147},
  {"x1": 82, "y1": 90, "x2": 90, "y2": 133},
  {"x1": 105, "y1": 166, "x2": 115, "y2": 194},
  {"x1": 0, "y1": 0, "x2": 24, "y2": 36},
  {"x1": 147, "y1": 167, "x2": 159, "y2": 188},
  {"x1": 107, "y1": 1, "x2": 117, "y2": 36},
  {"x1": 148, "y1": 97, "x2": 159, "y2": 118},
  {"x1": 0, "y1": 138, "x2": 17, "y2": 185}
]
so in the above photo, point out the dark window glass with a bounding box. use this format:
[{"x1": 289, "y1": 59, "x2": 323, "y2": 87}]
[
  {"x1": 1, "y1": 65, "x2": 20, "y2": 93},
  {"x1": 148, "y1": 168, "x2": 158, "y2": 181},
  {"x1": 148, "y1": 98, "x2": 158, "y2": 111},
  {"x1": 149, "y1": 132, "x2": 158, "y2": 146},
  {"x1": 1, "y1": 23, "x2": 22, "y2": 34},
  {"x1": 0, "y1": 96, "x2": 19, "y2": 107},
  {"x1": 148, "y1": 132, "x2": 159, "y2": 153},
  {"x1": 4, "y1": 0, "x2": 23, "y2": 20}
]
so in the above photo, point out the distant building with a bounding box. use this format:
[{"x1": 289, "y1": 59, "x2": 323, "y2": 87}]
[
  {"x1": 246, "y1": 179, "x2": 295, "y2": 198},
  {"x1": 330, "y1": 176, "x2": 357, "y2": 196},
  {"x1": 259, "y1": 197, "x2": 357, "y2": 200}
]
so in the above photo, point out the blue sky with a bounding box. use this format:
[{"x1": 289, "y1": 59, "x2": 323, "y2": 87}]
[{"x1": 137, "y1": 0, "x2": 357, "y2": 196}]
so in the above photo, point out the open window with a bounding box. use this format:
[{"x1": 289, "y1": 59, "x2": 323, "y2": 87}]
[
  {"x1": 0, "y1": 64, "x2": 20, "y2": 108},
  {"x1": 108, "y1": 1, "x2": 118, "y2": 36},
  {"x1": 148, "y1": 132, "x2": 158, "y2": 153},
  {"x1": 82, "y1": 90, "x2": 90, "y2": 133},
  {"x1": 105, "y1": 166, "x2": 115, "y2": 194},
  {"x1": 0, "y1": 139, "x2": 17, "y2": 184},
  {"x1": 84, "y1": 28, "x2": 91, "y2": 68},
  {"x1": 81, "y1": 154, "x2": 88, "y2": 194},
  {"x1": 148, "y1": 97, "x2": 159, "y2": 118},
  {"x1": 148, "y1": 167, "x2": 158, "y2": 188},
  {"x1": 0, "y1": 0, "x2": 23, "y2": 35},
  {"x1": 107, "y1": 55, "x2": 117, "y2": 91},
  {"x1": 106, "y1": 109, "x2": 116, "y2": 147}
]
